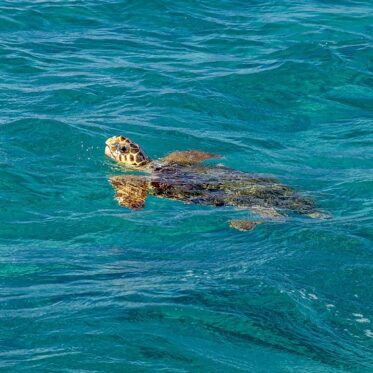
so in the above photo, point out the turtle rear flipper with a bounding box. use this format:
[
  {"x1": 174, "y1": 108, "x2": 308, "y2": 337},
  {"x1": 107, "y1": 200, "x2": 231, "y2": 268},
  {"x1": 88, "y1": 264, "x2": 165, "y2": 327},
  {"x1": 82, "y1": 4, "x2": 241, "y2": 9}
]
[
  {"x1": 229, "y1": 220, "x2": 263, "y2": 231},
  {"x1": 163, "y1": 150, "x2": 221, "y2": 166},
  {"x1": 250, "y1": 206, "x2": 285, "y2": 220},
  {"x1": 229, "y1": 206, "x2": 283, "y2": 232},
  {"x1": 109, "y1": 175, "x2": 148, "y2": 210},
  {"x1": 306, "y1": 211, "x2": 331, "y2": 220}
]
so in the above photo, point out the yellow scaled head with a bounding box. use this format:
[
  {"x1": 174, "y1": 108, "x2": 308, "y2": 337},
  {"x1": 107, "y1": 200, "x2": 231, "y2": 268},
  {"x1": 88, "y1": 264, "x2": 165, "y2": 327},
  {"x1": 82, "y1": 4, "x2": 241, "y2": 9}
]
[{"x1": 105, "y1": 135, "x2": 150, "y2": 168}]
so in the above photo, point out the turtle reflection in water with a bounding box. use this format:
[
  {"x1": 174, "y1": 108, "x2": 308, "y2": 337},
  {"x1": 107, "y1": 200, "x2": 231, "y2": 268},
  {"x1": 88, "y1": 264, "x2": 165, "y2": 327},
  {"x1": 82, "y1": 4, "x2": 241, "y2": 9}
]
[{"x1": 105, "y1": 135, "x2": 329, "y2": 231}]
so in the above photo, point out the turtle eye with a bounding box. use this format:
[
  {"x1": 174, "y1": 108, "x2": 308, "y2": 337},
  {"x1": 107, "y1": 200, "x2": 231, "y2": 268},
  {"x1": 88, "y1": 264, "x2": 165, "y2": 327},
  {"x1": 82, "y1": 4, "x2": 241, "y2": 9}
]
[{"x1": 116, "y1": 144, "x2": 128, "y2": 152}]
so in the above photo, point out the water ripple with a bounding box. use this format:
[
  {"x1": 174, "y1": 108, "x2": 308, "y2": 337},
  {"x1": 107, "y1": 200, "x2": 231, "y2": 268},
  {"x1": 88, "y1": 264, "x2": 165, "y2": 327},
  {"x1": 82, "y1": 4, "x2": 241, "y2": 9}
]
[{"x1": 1, "y1": 0, "x2": 372, "y2": 371}]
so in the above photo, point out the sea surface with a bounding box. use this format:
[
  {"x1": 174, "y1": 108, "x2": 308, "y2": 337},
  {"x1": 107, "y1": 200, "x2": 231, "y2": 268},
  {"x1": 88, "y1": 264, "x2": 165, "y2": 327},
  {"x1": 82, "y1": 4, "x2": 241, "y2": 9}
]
[{"x1": 0, "y1": 0, "x2": 372, "y2": 371}]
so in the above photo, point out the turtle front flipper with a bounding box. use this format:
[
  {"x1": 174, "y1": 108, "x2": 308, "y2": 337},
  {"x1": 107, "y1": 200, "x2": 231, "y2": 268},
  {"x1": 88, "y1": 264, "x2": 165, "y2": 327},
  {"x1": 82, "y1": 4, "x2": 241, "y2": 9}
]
[
  {"x1": 109, "y1": 175, "x2": 149, "y2": 210},
  {"x1": 163, "y1": 150, "x2": 221, "y2": 166},
  {"x1": 229, "y1": 220, "x2": 263, "y2": 231}
]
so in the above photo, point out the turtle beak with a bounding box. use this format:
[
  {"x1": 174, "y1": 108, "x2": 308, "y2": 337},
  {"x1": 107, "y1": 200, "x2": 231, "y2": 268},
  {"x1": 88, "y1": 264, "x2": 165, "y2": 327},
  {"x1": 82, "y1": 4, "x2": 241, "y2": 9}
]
[
  {"x1": 105, "y1": 137, "x2": 119, "y2": 160},
  {"x1": 105, "y1": 141, "x2": 119, "y2": 160},
  {"x1": 105, "y1": 145, "x2": 114, "y2": 159}
]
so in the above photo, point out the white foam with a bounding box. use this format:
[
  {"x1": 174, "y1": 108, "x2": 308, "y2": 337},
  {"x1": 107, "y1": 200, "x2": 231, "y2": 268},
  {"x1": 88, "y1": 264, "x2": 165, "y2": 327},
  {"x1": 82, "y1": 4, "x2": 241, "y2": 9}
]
[
  {"x1": 364, "y1": 329, "x2": 373, "y2": 338},
  {"x1": 356, "y1": 318, "x2": 370, "y2": 324}
]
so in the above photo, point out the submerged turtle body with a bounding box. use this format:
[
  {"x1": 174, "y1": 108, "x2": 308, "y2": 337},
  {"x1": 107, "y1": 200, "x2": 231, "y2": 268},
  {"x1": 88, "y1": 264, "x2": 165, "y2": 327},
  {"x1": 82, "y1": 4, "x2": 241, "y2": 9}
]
[
  {"x1": 105, "y1": 136, "x2": 328, "y2": 230},
  {"x1": 150, "y1": 164, "x2": 315, "y2": 214}
]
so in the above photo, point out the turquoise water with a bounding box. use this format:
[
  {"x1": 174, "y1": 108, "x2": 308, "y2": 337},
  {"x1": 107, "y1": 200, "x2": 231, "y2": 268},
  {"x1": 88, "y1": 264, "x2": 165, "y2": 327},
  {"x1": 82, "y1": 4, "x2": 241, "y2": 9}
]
[{"x1": 1, "y1": 0, "x2": 372, "y2": 371}]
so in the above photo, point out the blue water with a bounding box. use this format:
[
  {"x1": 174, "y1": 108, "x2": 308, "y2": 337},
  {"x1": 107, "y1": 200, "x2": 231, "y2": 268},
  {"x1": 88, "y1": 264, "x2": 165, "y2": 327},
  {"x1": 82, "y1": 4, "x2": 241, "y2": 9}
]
[{"x1": 1, "y1": 0, "x2": 373, "y2": 371}]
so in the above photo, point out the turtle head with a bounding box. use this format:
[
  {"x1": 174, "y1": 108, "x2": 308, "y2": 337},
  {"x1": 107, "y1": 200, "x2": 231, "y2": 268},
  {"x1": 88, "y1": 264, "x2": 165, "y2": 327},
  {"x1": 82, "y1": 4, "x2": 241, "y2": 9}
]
[{"x1": 105, "y1": 135, "x2": 151, "y2": 168}]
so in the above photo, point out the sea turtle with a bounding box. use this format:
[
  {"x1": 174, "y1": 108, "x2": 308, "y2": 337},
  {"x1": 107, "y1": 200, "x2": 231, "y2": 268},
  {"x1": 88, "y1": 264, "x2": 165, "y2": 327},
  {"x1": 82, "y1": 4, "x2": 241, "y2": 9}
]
[{"x1": 105, "y1": 135, "x2": 328, "y2": 231}]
